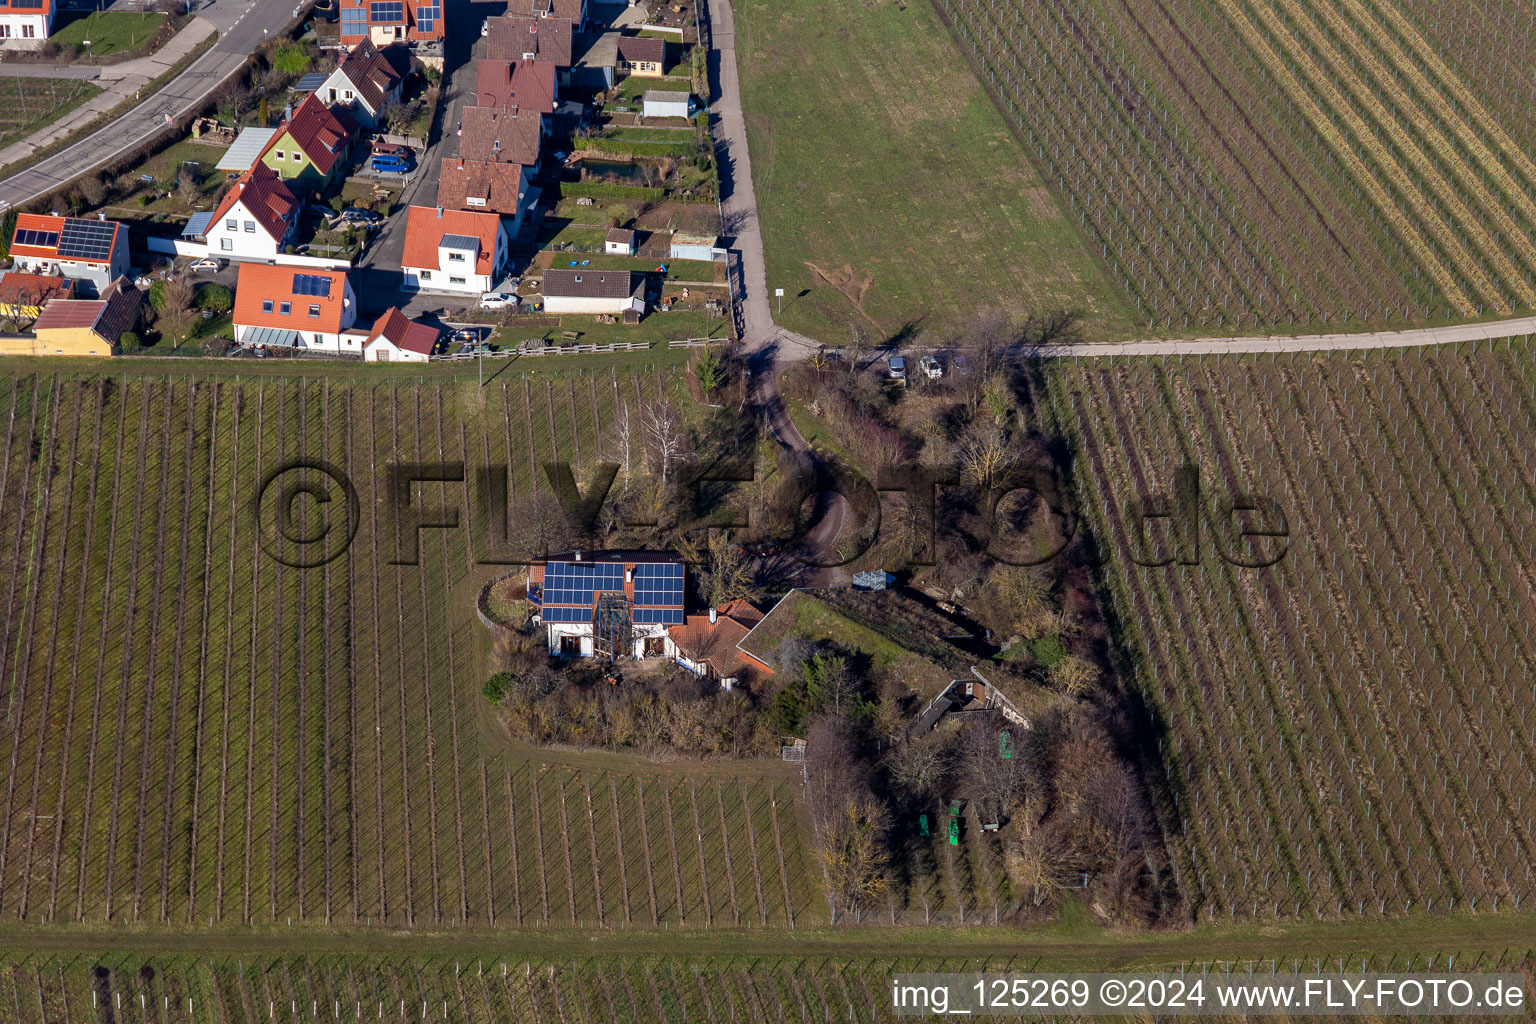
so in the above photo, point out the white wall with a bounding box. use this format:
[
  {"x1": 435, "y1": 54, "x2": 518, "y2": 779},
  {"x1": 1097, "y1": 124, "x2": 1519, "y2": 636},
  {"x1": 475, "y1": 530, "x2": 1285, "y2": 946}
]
[
  {"x1": 363, "y1": 337, "x2": 429, "y2": 362},
  {"x1": 204, "y1": 200, "x2": 286, "y2": 260},
  {"x1": 0, "y1": 12, "x2": 51, "y2": 42},
  {"x1": 642, "y1": 98, "x2": 689, "y2": 119},
  {"x1": 543, "y1": 293, "x2": 644, "y2": 314}
]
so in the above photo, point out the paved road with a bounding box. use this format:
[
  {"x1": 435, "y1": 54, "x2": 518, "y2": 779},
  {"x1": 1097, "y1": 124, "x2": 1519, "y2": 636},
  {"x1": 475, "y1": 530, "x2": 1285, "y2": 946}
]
[{"x1": 0, "y1": 0, "x2": 305, "y2": 209}]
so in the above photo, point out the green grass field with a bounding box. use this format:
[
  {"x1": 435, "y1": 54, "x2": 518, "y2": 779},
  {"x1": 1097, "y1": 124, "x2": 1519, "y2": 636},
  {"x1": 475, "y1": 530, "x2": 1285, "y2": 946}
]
[
  {"x1": 0, "y1": 77, "x2": 101, "y2": 151},
  {"x1": 50, "y1": 10, "x2": 168, "y2": 56},
  {"x1": 734, "y1": 0, "x2": 1134, "y2": 344}
]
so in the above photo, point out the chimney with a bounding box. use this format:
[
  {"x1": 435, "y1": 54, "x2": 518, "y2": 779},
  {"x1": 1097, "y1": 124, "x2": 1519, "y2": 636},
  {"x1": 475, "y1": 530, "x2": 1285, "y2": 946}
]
[
  {"x1": 436, "y1": 206, "x2": 443, "y2": 218},
  {"x1": 574, "y1": 549, "x2": 583, "y2": 561},
  {"x1": 708, "y1": 607, "x2": 717, "y2": 625},
  {"x1": 624, "y1": 566, "x2": 633, "y2": 584}
]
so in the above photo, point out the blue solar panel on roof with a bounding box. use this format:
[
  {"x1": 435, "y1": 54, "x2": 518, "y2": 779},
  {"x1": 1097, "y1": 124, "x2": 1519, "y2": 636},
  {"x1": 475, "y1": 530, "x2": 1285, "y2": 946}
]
[
  {"x1": 292, "y1": 273, "x2": 333, "y2": 298},
  {"x1": 542, "y1": 606, "x2": 594, "y2": 623},
  {"x1": 369, "y1": 0, "x2": 403, "y2": 20},
  {"x1": 294, "y1": 72, "x2": 329, "y2": 91},
  {"x1": 14, "y1": 228, "x2": 59, "y2": 249},
  {"x1": 57, "y1": 219, "x2": 117, "y2": 261},
  {"x1": 634, "y1": 608, "x2": 684, "y2": 625}
]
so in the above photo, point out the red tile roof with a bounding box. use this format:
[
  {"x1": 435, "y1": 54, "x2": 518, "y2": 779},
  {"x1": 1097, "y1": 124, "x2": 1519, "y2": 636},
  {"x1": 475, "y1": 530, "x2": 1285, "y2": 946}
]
[
  {"x1": 474, "y1": 58, "x2": 556, "y2": 113},
  {"x1": 10, "y1": 213, "x2": 125, "y2": 265},
  {"x1": 0, "y1": 273, "x2": 72, "y2": 307},
  {"x1": 260, "y1": 95, "x2": 355, "y2": 176},
  {"x1": 458, "y1": 106, "x2": 542, "y2": 164},
  {"x1": 210, "y1": 164, "x2": 297, "y2": 242},
  {"x1": 233, "y1": 263, "x2": 352, "y2": 333},
  {"x1": 668, "y1": 600, "x2": 774, "y2": 682},
  {"x1": 436, "y1": 159, "x2": 528, "y2": 215},
  {"x1": 516, "y1": 0, "x2": 582, "y2": 24},
  {"x1": 486, "y1": 14, "x2": 572, "y2": 65},
  {"x1": 366, "y1": 307, "x2": 439, "y2": 355},
  {"x1": 401, "y1": 205, "x2": 504, "y2": 276},
  {"x1": 339, "y1": 0, "x2": 443, "y2": 42}
]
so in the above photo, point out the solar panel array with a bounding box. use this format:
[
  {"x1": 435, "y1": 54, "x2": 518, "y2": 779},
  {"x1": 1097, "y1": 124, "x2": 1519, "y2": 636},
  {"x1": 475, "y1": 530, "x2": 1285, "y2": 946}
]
[
  {"x1": 57, "y1": 219, "x2": 117, "y2": 261},
  {"x1": 542, "y1": 605, "x2": 595, "y2": 624},
  {"x1": 542, "y1": 561, "x2": 625, "y2": 606},
  {"x1": 13, "y1": 228, "x2": 59, "y2": 249},
  {"x1": 633, "y1": 562, "x2": 684, "y2": 624},
  {"x1": 292, "y1": 274, "x2": 333, "y2": 298},
  {"x1": 369, "y1": 1, "x2": 403, "y2": 21},
  {"x1": 416, "y1": 4, "x2": 439, "y2": 31}
]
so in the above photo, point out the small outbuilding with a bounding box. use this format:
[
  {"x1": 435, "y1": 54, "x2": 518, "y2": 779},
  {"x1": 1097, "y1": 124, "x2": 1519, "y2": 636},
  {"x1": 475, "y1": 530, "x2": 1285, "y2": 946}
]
[
  {"x1": 668, "y1": 232, "x2": 724, "y2": 262},
  {"x1": 541, "y1": 268, "x2": 645, "y2": 314},
  {"x1": 604, "y1": 227, "x2": 637, "y2": 255},
  {"x1": 642, "y1": 90, "x2": 690, "y2": 119}
]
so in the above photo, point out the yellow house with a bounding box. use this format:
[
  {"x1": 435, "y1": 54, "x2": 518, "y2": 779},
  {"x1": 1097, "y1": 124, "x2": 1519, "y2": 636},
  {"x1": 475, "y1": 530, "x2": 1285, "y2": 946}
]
[
  {"x1": 616, "y1": 36, "x2": 666, "y2": 77},
  {"x1": 5, "y1": 278, "x2": 143, "y2": 357},
  {"x1": 0, "y1": 272, "x2": 73, "y2": 324}
]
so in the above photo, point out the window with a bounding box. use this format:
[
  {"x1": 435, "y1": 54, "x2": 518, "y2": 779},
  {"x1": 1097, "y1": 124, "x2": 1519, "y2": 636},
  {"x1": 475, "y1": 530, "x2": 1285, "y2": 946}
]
[
  {"x1": 274, "y1": 150, "x2": 285, "y2": 161},
  {"x1": 340, "y1": 6, "x2": 367, "y2": 32},
  {"x1": 0, "y1": 26, "x2": 10, "y2": 37},
  {"x1": 280, "y1": 302, "x2": 292, "y2": 314},
  {"x1": 328, "y1": 88, "x2": 337, "y2": 101},
  {"x1": 419, "y1": 271, "x2": 431, "y2": 280},
  {"x1": 447, "y1": 251, "x2": 465, "y2": 262},
  {"x1": 449, "y1": 276, "x2": 466, "y2": 285},
  {"x1": 466, "y1": 197, "x2": 485, "y2": 206},
  {"x1": 21, "y1": 23, "x2": 34, "y2": 37},
  {"x1": 313, "y1": 334, "x2": 323, "y2": 344},
  {"x1": 226, "y1": 219, "x2": 238, "y2": 231},
  {"x1": 244, "y1": 221, "x2": 255, "y2": 233},
  {"x1": 262, "y1": 300, "x2": 274, "y2": 313},
  {"x1": 308, "y1": 304, "x2": 320, "y2": 318},
  {"x1": 220, "y1": 238, "x2": 233, "y2": 251},
  {"x1": 344, "y1": 90, "x2": 354, "y2": 100}
]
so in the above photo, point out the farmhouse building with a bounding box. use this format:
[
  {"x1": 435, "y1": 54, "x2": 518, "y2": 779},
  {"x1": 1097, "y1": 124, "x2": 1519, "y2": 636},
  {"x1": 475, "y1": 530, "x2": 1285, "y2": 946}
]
[
  {"x1": 541, "y1": 268, "x2": 645, "y2": 314},
  {"x1": 8, "y1": 214, "x2": 130, "y2": 296},
  {"x1": 21, "y1": 278, "x2": 142, "y2": 357},
  {"x1": 458, "y1": 105, "x2": 545, "y2": 164},
  {"x1": 667, "y1": 599, "x2": 774, "y2": 690},
  {"x1": 486, "y1": 14, "x2": 573, "y2": 66},
  {"x1": 528, "y1": 550, "x2": 684, "y2": 658},
  {"x1": 474, "y1": 58, "x2": 558, "y2": 114}
]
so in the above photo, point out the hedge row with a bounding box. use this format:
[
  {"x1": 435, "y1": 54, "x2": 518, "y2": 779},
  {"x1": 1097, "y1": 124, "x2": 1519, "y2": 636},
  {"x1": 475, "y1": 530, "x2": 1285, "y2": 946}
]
[
  {"x1": 583, "y1": 138, "x2": 698, "y2": 157},
  {"x1": 558, "y1": 181, "x2": 666, "y2": 200}
]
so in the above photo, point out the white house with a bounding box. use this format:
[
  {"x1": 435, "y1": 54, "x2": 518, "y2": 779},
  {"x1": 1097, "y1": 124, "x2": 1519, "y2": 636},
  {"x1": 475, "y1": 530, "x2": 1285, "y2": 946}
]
[
  {"x1": 642, "y1": 90, "x2": 690, "y2": 119},
  {"x1": 232, "y1": 264, "x2": 360, "y2": 353},
  {"x1": 529, "y1": 551, "x2": 684, "y2": 658},
  {"x1": 401, "y1": 205, "x2": 510, "y2": 296},
  {"x1": 0, "y1": 0, "x2": 56, "y2": 47},
  {"x1": 361, "y1": 306, "x2": 439, "y2": 362},
  {"x1": 541, "y1": 268, "x2": 645, "y2": 314},
  {"x1": 199, "y1": 164, "x2": 299, "y2": 261},
  {"x1": 8, "y1": 213, "x2": 130, "y2": 297},
  {"x1": 316, "y1": 39, "x2": 404, "y2": 130}
]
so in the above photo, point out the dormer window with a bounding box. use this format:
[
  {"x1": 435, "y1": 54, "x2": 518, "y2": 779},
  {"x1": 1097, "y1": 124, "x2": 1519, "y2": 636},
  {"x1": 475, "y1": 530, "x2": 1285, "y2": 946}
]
[{"x1": 448, "y1": 251, "x2": 466, "y2": 261}]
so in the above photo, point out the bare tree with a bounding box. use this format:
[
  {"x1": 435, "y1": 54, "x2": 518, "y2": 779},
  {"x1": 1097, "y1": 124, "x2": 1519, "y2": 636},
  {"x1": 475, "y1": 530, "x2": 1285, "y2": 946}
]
[
  {"x1": 953, "y1": 421, "x2": 1018, "y2": 490},
  {"x1": 641, "y1": 396, "x2": 687, "y2": 483},
  {"x1": 885, "y1": 733, "x2": 953, "y2": 801},
  {"x1": 605, "y1": 400, "x2": 635, "y2": 482},
  {"x1": 156, "y1": 275, "x2": 198, "y2": 346},
  {"x1": 512, "y1": 489, "x2": 571, "y2": 559}
]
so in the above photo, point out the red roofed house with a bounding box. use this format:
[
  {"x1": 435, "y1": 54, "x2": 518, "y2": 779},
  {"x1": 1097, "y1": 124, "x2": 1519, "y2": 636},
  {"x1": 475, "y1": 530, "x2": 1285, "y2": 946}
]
[
  {"x1": 436, "y1": 158, "x2": 532, "y2": 229},
  {"x1": 232, "y1": 264, "x2": 360, "y2": 353},
  {"x1": 667, "y1": 599, "x2": 775, "y2": 690},
  {"x1": 474, "y1": 58, "x2": 557, "y2": 115},
  {"x1": 258, "y1": 95, "x2": 358, "y2": 191},
  {"x1": 458, "y1": 106, "x2": 545, "y2": 164},
  {"x1": 317, "y1": 38, "x2": 405, "y2": 130},
  {"x1": 28, "y1": 278, "x2": 143, "y2": 357},
  {"x1": 362, "y1": 307, "x2": 440, "y2": 362},
  {"x1": 9, "y1": 214, "x2": 130, "y2": 297},
  {"x1": 0, "y1": 0, "x2": 57, "y2": 47},
  {"x1": 339, "y1": 0, "x2": 443, "y2": 48},
  {"x1": 485, "y1": 14, "x2": 572, "y2": 67},
  {"x1": 203, "y1": 164, "x2": 300, "y2": 260},
  {"x1": 401, "y1": 205, "x2": 509, "y2": 296}
]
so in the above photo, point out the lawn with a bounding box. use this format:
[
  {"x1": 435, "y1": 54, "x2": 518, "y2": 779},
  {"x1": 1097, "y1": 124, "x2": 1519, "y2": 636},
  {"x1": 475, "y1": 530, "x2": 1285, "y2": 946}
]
[
  {"x1": 0, "y1": 77, "x2": 102, "y2": 151},
  {"x1": 493, "y1": 309, "x2": 728, "y2": 348},
  {"x1": 613, "y1": 73, "x2": 691, "y2": 104},
  {"x1": 734, "y1": 0, "x2": 1136, "y2": 343},
  {"x1": 544, "y1": 251, "x2": 721, "y2": 283},
  {"x1": 50, "y1": 10, "x2": 168, "y2": 57}
]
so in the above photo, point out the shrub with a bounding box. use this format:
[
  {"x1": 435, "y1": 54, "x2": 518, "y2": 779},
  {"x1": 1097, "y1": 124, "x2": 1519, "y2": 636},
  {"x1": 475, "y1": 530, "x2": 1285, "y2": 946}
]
[
  {"x1": 197, "y1": 283, "x2": 233, "y2": 312},
  {"x1": 482, "y1": 672, "x2": 512, "y2": 703},
  {"x1": 117, "y1": 331, "x2": 141, "y2": 353},
  {"x1": 1029, "y1": 633, "x2": 1066, "y2": 669},
  {"x1": 329, "y1": 195, "x2": 346, "y2": 213},
  {"x1": 272, "y1": 42, "x2": 309, "y2": 75}
]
